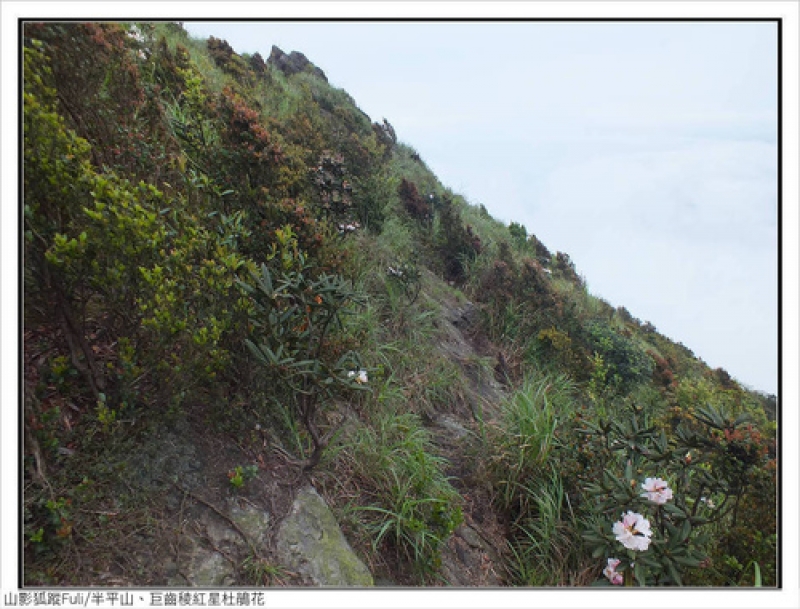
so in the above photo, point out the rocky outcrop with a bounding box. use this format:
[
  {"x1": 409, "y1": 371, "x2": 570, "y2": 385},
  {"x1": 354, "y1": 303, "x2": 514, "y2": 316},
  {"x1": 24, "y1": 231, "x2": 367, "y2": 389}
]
[
  {"x1": 167, "y1": 498, "x2": 271, "y2": 587},
  {"x1": 440, "y1": 523, "x2": 504, "y2": 586},
  {"x1": 267, "y1": 45, "x2": 328, "y2": 82},
  {"x1": 275, "y1": 486, "x2": 373, "y2": 587}
]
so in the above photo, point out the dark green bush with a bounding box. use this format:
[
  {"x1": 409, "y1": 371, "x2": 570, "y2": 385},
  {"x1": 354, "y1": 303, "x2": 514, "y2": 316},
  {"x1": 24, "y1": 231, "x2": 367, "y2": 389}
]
[
  {"x1": 583, "y1": 320, "x2": 654, "y2": 393},
  {"x1": 434, "y1": 195, "x2": 482, "y2": 283},
  {"x1": 398, "y1": 178, "x2": 431, "y2": 221}
]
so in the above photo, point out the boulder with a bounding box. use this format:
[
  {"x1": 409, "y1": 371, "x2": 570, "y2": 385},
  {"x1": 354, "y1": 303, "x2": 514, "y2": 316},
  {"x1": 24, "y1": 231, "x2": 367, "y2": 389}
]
[{"x1": 275, "y1": 486, "x2": 373, "y2": 586}]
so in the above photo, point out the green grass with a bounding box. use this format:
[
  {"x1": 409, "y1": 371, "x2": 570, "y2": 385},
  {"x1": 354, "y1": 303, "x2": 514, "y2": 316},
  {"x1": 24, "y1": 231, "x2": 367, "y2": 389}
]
[
  {"x1": 486, "y1": 372, "x2": 576, "y2": 514},
  {"x1": 505, "y1": 464, "x2": 579, "y2": 586},
  {"x1": 334, "y1": 406, "x2": 462, "y2": 579},
  {"x1": 387, "y1": 144, "x2": 444, "y2": 197}
]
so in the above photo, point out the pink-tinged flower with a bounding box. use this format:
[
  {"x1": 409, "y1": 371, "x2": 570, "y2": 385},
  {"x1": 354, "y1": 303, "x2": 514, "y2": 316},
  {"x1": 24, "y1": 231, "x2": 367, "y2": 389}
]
[
  {"x1": 603, "y1": 557, "x2": 624, "y2": 585},
  {"x1": 612, "y1": 511, "x2": 652, "y2": 552},
  {"x1": 640, "y1": 477, "x2": 673, "y2": 505}
]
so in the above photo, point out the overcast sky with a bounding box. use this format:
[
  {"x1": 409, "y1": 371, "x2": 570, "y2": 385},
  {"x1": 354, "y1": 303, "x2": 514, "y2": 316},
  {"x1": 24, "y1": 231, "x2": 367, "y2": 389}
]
[{"x1": 187, "y1": 21, "x2": 779, "y2": 393}]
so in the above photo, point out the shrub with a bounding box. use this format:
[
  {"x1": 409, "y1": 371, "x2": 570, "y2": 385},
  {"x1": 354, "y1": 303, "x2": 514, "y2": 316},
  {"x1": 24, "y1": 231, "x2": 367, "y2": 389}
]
[
  {"x1": 508, "y1": 221, "x2": 528, "y2": 248},
  {"x1": 25, "y1": 38, "x2": 259, "y2": 420},
  {"x1": 26, "y1": 23, "x2": 175, "y2": 185},
  {"x1": 240, "y1": 226, "x2": 369, "y2": 471},
  {"x1": 206, "y1": 35, "x2": 251, "y2": 82},
  {"x1": 398, "y1": 178, "x2": 431, "y2": 221},
  {"x1": 535, "y1": 327, "x2": 589, "y2": 379},
  {"x1": 553, "y1": 251, "x2": 584, "y2": 287},
  {"x1": 214, "y1": 86, "x2": 287, "y2": 195},
  {"x1": 528, "y1": 233, "x2": 552, "y2": 263},
  {"x1": 579, "y1": 402, "x2": 776, "y2": 586},
  {"x1": 434, "y1": 195, "x2": 482, "y2": 283},
  {"x1": 649, "y1": 351, "x2": 679, "y2": 396},
  {"x1": 351, "y1": 168, "x2": 396, "y2": 234},
  {"x1": 583, "y1": 320, "x2": 654, "y2": 394}
]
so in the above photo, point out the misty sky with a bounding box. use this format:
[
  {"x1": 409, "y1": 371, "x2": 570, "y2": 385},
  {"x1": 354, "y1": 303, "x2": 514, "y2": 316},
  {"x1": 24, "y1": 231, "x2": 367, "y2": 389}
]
[{"x1": 181, "y1": 20, "x2": 778, "y2": 394}]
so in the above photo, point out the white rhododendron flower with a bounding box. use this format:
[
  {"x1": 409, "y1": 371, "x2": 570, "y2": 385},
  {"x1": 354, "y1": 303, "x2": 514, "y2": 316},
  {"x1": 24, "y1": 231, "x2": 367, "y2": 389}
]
[
  {"x1": 640, "y1": 477, "x2": 673, "y2": 505},
  {"x1": 338, "y1": 222, "x2": 361, "y2": 234},
  {"x1": 612, "y1": 511, "x2": 652, "y2": 552},
  {"x1": 348, "y1": 370, "x2": 368, "y2": 384},
  {"x1": 603, "y1": 557, "x2": 624, "y2": 585},
  {"x1": 700, "y1": 496, "x2": 715, "y2": 509}
]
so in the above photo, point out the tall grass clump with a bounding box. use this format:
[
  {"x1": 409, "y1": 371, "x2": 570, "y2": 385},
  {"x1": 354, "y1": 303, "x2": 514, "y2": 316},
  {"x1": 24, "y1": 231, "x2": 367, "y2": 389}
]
[
  {"x1": 486, "y1": 372, "x2": 576, "y2": 516},
  {"x1": 483, "y1": 371, "x2": 587, "y2": 585},
  {"x1": 336, "y1": 406, "x2": 463, "y2": 581},
  {"x1": 505, "y1": 464, "x2": 583, "y2": 586}
]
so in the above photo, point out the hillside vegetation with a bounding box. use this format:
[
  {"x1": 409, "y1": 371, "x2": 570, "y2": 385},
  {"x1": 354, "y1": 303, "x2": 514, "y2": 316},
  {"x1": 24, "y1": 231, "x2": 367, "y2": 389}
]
[{"x1": 22, "y1": 22, "x2": 778, "y2": 587}]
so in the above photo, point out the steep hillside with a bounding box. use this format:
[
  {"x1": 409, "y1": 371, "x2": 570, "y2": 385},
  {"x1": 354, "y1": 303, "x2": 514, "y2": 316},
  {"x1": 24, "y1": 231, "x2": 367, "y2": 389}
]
[{"x1": 22, "y1": 22, "x2": 778, "y2": 587}]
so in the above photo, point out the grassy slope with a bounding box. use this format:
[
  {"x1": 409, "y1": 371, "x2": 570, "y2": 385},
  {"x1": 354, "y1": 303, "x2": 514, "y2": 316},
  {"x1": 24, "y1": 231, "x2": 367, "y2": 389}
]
[{"x1": 22, "y1": 22, "x2": 777, "y2": 587}]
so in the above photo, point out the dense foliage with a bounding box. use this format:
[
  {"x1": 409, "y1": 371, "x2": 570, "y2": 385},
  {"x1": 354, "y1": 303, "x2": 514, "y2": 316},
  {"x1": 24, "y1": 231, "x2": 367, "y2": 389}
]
[{"x1": 22, "y1": 22, "x2": 778, "y2": 587}]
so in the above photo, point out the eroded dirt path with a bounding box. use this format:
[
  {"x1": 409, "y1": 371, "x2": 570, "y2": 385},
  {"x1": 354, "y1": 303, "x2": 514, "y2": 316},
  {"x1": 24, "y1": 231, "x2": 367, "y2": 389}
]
[{"x1": 428, "y1": 297, "x2": 511, "y2": 586}]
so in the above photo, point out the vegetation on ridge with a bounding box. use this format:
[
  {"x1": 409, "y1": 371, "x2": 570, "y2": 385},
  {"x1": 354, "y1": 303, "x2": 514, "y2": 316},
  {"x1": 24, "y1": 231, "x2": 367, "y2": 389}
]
[{"x1": 22, "y1": 22, "x2": 777, "y2": 587}]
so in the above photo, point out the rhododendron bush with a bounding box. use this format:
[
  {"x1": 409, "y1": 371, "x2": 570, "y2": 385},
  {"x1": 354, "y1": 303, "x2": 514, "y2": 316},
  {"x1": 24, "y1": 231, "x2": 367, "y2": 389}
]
[{"x1": 579, "y1": 403, "x2": 775, "y2": 586}]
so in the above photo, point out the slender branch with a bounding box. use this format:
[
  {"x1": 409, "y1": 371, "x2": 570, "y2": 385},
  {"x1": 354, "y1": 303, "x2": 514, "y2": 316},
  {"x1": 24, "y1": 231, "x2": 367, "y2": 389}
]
[
  {"x1": 690, "y1": 484, "x2": 705, "y2": 519},
  {"x1": 46, "y1": 262, "x2": 106, "y2": 401},
  {"x1": 162, "y1": 478, "x2": 263, "y2": 560}
]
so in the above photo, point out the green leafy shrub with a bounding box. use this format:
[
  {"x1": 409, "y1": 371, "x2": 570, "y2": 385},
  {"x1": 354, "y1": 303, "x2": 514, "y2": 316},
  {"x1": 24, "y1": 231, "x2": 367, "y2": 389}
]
[
  {"x1": 241, "y1": 226, "x2": 369, "y2": 470},
  {"x1": 534, "y1": 327, "x2": 590, "y2": 379},
  {"x1": 25, "y1": 36, "x2": 259, "y2": 418},
  {"x1": 26, "y1": 23, "x2": 176, "y2": 184},
  {"x1": 577, "y1": 402, "x2": 775, "y2": 586},
  {"x1": 228, "y1": 464, "x2": 259, "y2": 490},
  {"x1": 583, "y1": 320, "x2": 654, "y2": 394},
  {"x1": 508, "y1": 221, "x2": 528, "y2": 249},
  {"x1": 351, "y1": 167, "x2": 396, "y2": 234}
]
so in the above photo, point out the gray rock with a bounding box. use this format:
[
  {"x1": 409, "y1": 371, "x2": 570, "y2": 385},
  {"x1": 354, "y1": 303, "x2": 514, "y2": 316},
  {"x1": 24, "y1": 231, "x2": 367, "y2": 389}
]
[
  {"x1": 168, "y1": 498, "x2": 271, "y2": 587},
  {"x1": 168, "y1": 539, "x2": 236, "y2": 587},
  {"x1": 438, "y1": 524, "x2": 504, "y2": 586},
  {"x1": 267, "y1": 45, "x2": 328, "y2": 82},
  {"x1": 275, "y1": 486, "x2": 373, "y2": 587},
  {"x1": 455, "y1": 525, "x2": 484, "y2": 550},
  {"x1": 229, "y1": 502, "x2": 271, "y2": 548},
  {"x1": 201, "y1": 500, "x2": 271, "y2": 552},
  {"x1": 436, "y1": 415, "x2": 471, "y2": 440}
]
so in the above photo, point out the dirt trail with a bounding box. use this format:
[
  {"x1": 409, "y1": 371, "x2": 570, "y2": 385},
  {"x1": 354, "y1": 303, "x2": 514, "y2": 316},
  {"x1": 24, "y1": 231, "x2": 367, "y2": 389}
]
[{"x1": 427, "y1": 296, "x2": 511, "y2": 586}]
